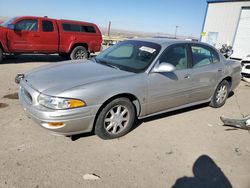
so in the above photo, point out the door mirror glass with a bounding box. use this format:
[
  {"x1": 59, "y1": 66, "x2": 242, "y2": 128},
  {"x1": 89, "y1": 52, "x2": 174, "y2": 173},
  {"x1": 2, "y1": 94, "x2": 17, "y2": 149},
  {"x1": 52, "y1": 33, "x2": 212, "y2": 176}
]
[
  {"x1": 152, "y1": 62, "x2": 176, "y2": 73},
  {"x1": 7, "y1": 24, "x2": 15, "y2": 30}
]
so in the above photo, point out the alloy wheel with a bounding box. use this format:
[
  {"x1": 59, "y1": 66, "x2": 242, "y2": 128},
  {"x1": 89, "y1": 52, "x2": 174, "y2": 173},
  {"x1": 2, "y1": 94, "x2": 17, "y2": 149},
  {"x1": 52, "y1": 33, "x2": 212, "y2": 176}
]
[
  {"x1": 104, "y1": 105, "x2": 130, "y2": 135},
  {"x1": 75, "y1": 49, "x2": 87, "y2": 59},
  {"x1": 216, "y1": 85, "x2": 228, "y2": 104}
]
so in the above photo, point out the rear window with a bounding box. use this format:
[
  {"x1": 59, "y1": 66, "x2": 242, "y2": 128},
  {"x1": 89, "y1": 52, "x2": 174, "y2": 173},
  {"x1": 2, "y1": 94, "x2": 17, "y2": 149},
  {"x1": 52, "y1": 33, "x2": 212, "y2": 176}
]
[{"x1": 62, "y1": 23, "x2": 96, "y2": 33}]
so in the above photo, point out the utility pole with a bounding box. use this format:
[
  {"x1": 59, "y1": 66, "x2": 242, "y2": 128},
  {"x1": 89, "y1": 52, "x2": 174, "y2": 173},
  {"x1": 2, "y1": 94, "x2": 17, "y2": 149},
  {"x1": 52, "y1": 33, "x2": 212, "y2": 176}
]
[
  {"x1": 108, "y1": 21, "x2": 111, "y2": 37},
  {"x1": 174, "y1": 25, "x2": 179, "y2": 39}
]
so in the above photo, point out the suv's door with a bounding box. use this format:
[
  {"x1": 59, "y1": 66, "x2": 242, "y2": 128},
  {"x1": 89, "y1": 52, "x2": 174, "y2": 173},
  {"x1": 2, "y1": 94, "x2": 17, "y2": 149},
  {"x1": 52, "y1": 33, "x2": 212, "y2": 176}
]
[
  {"x1": 147, "y1": 44, "x2": 193, "y2": 115},
  {"x1": 37, "y1": 19, "x2": 58, "y2": 53},
  {"x1": 188, "y1": 44, "x2": 224, "y2": 102},
  {"x1": 7, "y1": 19, "x2": 39, "y2": 52}
]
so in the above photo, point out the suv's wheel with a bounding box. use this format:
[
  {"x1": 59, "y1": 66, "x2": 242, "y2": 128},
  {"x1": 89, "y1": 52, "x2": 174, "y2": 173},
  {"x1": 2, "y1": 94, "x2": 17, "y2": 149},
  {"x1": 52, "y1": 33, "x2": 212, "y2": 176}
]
[
  {"x1": 95, "y1": 98, "x2": 135, "y2": 139},
  {"x1": 70, "y1": 46, "x2": 88, "y2": 60},
  {"x1": 210, "y1": 80, "x2": 230, "y2": 108},
  {"x1": 0, "y1": 48, "x2": 3, "y2": 63}
]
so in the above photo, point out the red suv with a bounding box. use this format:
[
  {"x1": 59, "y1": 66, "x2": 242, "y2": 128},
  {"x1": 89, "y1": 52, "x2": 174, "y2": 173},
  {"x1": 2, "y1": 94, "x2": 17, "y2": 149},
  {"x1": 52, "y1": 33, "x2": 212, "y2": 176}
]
[{"x1": 0, "y1": 16, "x2": 102, "y2": 62}]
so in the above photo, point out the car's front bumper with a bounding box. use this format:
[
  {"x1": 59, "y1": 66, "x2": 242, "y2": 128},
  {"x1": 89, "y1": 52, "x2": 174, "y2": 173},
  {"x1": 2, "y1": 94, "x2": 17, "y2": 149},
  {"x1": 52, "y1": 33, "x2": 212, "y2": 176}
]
[{"x1": 18, "y1": 80, "x2": 101, "y2": 136}]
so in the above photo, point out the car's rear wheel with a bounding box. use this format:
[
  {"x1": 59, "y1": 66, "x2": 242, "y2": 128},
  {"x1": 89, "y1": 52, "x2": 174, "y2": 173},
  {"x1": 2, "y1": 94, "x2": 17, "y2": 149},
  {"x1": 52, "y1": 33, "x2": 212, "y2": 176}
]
[
  {"x1": 210, "y1": 80, "x2": 230, "y2": 108},
  {"x1": 70, "y1": 46, "x2": 88, "y2": 60},
  {"x1": 95, "y1": 98, "x2": 135, "y2": 139}
]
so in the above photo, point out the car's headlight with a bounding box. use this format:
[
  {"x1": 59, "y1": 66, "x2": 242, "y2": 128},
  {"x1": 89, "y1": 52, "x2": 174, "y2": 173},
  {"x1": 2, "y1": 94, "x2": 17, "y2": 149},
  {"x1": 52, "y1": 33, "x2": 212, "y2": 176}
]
[{"x1": 38, "y1": 94, "x2": 86, "y2": 110}]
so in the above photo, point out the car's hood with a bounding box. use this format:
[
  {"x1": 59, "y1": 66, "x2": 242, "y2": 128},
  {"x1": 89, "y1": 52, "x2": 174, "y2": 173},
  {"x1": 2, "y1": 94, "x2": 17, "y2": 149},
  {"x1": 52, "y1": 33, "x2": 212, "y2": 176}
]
[{"x1": 24, "y1": 59, "x2": 134, "y2": 96}]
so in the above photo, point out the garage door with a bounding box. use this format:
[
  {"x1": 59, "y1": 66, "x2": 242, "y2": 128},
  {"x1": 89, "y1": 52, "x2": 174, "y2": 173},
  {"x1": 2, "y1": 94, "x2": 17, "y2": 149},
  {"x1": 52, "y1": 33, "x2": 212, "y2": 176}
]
[{"x1": 232, "y1": 8, "x2": 250, "y2": 59}]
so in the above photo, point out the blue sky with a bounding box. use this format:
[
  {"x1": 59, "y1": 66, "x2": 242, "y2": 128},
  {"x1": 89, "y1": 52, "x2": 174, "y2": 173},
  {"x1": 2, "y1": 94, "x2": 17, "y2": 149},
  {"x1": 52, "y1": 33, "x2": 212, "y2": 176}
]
[{"x1": 0, "y1": 0, "x2": 207, "y2": 37}]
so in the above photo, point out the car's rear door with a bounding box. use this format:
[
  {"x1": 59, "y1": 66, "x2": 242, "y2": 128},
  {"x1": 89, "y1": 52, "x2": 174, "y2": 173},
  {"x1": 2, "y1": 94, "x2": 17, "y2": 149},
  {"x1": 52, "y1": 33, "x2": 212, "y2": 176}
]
[
  {"x1": 188, "y1": 44, "x2": 224, "y2": 102},
  {"x1": 147, "y1": 44, "x2": 194, "y2": 115}
]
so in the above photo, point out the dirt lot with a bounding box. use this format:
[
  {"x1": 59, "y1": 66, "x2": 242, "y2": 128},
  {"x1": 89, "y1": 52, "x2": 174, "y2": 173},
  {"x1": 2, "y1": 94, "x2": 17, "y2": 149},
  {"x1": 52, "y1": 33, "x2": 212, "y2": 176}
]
[{"x1": 0, "y1": 55, "x2": 250, "y2": 188}]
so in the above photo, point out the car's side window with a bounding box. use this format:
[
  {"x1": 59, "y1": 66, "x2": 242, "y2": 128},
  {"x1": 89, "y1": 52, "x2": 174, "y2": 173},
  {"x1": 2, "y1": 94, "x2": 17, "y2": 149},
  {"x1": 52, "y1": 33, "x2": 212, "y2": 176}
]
[
  {"x1": 159, "y1": 45, "x2": 188, "y2": 70},
  {"x1": 42, "y1": 20, "x2": 54, "y2": 32},
  {"x1": 211, "y1": 49, "x2": 220, "y2": 64},
  {"x1": 15, "y1": 19, "x2": 38, "y2": 31},
  {"x1": 191, "y1": 45, "x2": 219, "y2": 68}
]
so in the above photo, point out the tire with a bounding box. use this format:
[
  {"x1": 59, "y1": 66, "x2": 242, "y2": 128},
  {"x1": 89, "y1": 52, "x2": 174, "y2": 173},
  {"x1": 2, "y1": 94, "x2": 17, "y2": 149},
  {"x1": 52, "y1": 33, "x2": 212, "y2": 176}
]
[
  {"x1": 70, "y1": 46, "x2": 88, "y2": 60},
  {"x1": 0, "y1": 48, "x2": 3, "y2": 63},
  {"x1": 94, "y1": 98, "x2": 136, "y2": 139},
  {"x1": 209, "y1": 80, "x2": 230, "y2": 108}
]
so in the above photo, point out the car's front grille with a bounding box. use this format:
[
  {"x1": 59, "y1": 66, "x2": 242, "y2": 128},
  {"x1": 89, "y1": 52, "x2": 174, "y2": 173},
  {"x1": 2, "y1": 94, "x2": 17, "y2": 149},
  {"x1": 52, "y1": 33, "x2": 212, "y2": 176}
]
[{"x1": 242, "y1": 73, "x2": 250, "y2": 78}]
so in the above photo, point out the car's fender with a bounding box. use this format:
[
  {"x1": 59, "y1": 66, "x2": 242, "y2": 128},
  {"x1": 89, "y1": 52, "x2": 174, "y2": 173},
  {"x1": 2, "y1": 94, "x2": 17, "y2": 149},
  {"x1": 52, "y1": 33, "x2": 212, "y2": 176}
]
[{"x1": 60, "y1": 73, "x2": 148, "y2": 117}]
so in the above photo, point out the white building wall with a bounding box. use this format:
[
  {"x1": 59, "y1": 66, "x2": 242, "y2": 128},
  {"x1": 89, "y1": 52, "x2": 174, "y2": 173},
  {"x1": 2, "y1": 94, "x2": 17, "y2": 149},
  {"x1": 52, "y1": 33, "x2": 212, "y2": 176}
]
[{"x1": 201, "y1": 1, "x2": 250, "y2": 48}]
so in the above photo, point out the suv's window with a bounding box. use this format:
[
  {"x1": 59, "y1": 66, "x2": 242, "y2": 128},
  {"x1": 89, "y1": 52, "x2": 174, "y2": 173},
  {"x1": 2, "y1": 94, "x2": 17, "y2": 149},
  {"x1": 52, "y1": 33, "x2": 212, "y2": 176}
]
[
  {"x1": 191, "y1": 45, "x2": 219, "y2": 68},
  {"x1": 62, "y1": 23, "x2": 96, "y2": 33},
  {"x1": 15, "y1": 19, "x2": 38, "y2": 31},
  {"x1": 159, "y1": 45, "x2": 188, "y2": 70},
  {"x1": 81, "y1": 26, "x2": 96, "y2": 33},
  {"x1": 62, "y1": 23, "x2": 80, "y2": 32},
  {"x1": 42, "y1": 20, "x2": 54, "y2": 32}
]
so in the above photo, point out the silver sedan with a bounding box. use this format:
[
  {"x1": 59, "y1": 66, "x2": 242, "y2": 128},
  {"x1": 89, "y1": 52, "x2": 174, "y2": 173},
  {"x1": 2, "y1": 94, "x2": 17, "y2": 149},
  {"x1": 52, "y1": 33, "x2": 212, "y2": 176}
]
[{"x1": 17, "y1": 39, "x2": 242, "y2": 139}]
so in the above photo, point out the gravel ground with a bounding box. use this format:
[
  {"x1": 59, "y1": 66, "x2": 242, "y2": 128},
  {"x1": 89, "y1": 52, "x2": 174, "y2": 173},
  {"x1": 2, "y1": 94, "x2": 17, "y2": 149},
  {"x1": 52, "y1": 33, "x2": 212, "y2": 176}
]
[{"x1": 0, "y1": 55, "x2": 250, "y2": 188}]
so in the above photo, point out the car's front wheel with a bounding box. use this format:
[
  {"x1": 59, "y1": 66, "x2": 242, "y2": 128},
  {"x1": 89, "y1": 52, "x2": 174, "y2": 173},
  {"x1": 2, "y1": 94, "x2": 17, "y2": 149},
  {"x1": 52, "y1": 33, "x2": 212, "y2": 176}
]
[
  {"x1": 95, "y1": 98, "x2": 135, "y2": 139},
  {"x1": 210, "y1": 80, "x2": 230, "y2": 108}
]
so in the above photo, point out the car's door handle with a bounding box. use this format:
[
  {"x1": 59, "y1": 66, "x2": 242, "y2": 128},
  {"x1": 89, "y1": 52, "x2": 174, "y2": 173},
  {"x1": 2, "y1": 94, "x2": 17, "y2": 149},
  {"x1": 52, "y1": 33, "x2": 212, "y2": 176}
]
[
  {"x1": 184, "y1": 74, "x2": 191, "y2": 79},
  {"x1": 218, "y1": 68, "x2": 223, "y2": 72}
]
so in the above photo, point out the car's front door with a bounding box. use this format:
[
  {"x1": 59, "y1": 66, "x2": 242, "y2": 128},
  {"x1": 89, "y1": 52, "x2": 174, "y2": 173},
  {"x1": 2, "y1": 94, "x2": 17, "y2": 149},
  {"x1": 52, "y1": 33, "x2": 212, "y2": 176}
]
[
  {"x1": 147, "y1": 44, "x2": 194, "y2": 115},
  {"x1": 188, "y1": 44, "x2": 224, "y2": 102},
  {"x1": 7, "y1": 19, "x2": 39, "y2": 52}
]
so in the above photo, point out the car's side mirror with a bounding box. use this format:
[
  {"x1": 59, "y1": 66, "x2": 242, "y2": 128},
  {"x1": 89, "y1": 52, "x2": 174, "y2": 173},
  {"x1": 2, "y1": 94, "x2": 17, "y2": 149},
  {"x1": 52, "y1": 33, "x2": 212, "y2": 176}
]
[
  {"x1": 152, "y1": 62, "x2": 176, "y2": 73},
  {"x1": 7, "y1": 24, "x2": 15, "y2": 30}
]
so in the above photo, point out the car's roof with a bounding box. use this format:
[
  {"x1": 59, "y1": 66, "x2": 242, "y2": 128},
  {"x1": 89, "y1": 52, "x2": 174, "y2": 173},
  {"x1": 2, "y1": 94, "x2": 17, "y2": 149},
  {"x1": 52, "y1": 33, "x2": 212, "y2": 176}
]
[
  {"x1": 14, "y1": 16, "x2": 95, "y2": 25},
  {"x1": 129, "y1": 38, "x2": 200, "y2": 46},
  {"x1": 128, "y1": 38, "x2": 216, "y2": 49}
]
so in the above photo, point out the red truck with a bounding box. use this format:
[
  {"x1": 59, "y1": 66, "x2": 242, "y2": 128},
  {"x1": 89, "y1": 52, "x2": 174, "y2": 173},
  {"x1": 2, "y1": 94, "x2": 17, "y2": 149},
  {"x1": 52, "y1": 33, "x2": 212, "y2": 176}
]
[{"x1": 0, "y1": 16, "x2": 102, "y2": 62}]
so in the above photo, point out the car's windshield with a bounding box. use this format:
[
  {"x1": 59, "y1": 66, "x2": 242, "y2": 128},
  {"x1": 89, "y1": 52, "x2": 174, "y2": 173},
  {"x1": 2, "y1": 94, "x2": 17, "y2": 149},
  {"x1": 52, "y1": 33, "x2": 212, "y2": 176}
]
[
  {"x1": 95, "y1": 40, "x2": 161, "y2": 73},
  {"x1": 0, "y1": 17, "x2": 16, "y2": 27}
]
